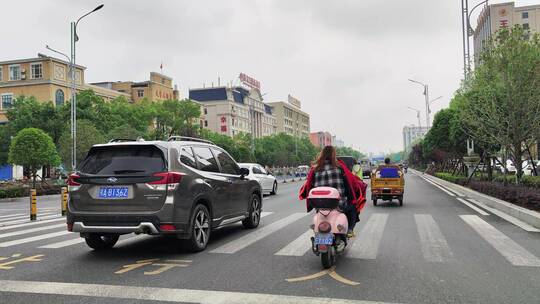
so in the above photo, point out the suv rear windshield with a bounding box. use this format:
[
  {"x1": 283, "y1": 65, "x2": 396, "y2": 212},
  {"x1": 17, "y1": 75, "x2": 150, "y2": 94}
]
[{"x1": 79, "y1": 145, "x2": 167, "y2": 175}]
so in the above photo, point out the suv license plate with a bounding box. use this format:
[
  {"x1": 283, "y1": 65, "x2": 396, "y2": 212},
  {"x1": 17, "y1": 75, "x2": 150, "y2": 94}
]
[
  {"x1": 314, "y1": 233, "x2": 333, "y2": 245},
  {"x1": 98, "y1": 186, "x2": 129, "y2": 199}
]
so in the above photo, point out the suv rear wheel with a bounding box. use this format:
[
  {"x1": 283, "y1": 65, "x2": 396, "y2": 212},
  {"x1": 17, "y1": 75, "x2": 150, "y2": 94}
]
[
  {"x1": 85, "y1": 233, "x2": 119, "y2": 250},
  {"x1": 187, "y1": 204, "x2": 211, "y2": 252},
  {"x1": 242, "y1": 194, "x2": 261, "y2": 229}
]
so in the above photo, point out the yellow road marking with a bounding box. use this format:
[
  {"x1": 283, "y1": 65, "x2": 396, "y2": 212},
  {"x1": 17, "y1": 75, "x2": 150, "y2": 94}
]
[
  {"x1": 0, "y1": 254, "x2": 44, "y2": 270},
  {"x1": 286, "y1": 266, "x2": 360, "y2": 286}
]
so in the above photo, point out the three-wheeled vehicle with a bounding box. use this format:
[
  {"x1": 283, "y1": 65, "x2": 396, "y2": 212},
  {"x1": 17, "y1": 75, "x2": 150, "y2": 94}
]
[{"x1": 371, "y1": 165, "x2": 405, "y2": 206}]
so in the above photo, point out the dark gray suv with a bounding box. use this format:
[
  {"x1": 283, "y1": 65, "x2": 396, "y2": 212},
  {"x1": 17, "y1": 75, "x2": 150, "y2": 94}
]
[{"x1": 66, "y1": 136, "x2": 262, "y2": 252}]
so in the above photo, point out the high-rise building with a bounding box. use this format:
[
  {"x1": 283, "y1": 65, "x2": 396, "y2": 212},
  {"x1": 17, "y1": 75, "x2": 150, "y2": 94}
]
[
  {"x1": 92, "y1": 72, "x2": 180, "y2": 103},
  {"x1": 474, "y1": 2, "x2": 540, "y2": 64},
  {"x1": 267, "y1": 95, "x2": 310, "y2": 138},
  {"x1": 403, "y1": 125, "x2": 429, "y2": 152},
  {"x1": 189, "y1": 86, "x2": 276, "y2": 138},
  {"x1": 310, "y1": 131, "x2": 333, "y2": 149},
  {"x1": 0, "y1": 54, "x2": 129, "y2": 123}
]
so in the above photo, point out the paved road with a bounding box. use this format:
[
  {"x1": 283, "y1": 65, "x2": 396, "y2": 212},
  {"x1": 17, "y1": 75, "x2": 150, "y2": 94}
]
[{"x1": 0, "y1": 174, "x2": 539, "y2": 303}]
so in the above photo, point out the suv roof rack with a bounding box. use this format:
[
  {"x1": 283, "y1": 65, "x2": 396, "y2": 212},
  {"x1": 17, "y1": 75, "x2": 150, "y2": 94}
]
[
  {"x1": 167, "y1": 136, "x2": 214, "y2": 145},
  {"x1": 108, "y1": 138, "x2": 145, "y2": 143}
]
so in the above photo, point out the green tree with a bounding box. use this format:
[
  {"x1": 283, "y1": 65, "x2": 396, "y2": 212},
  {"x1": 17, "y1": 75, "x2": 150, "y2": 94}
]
[
  {"x1": 153, "y1": 99, "x2": 202, "y2": 140},
  {"x1": 8, "y1": 128, "x2": 61, "y2": 187},
  {"x1": 58, "y1": 120, "x2": 105, "y2": 167},
  {"x1": 106, "y1": 124, "x2": 146, "y2": 142},
  {"x1": 460, "y1": 25, "x2": 540, "y2": 181}
]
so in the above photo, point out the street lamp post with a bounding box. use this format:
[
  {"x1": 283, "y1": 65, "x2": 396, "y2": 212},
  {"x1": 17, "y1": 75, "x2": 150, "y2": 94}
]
[
  {"x1": 407, "y1": 106, "x2": 421, "y2": 128},
  {"x1": 408, "y1": 79, "x2": 431, "y2": 128},
  {"x1": 69, "y1": 4, "x2": 104, "y2": 171}
]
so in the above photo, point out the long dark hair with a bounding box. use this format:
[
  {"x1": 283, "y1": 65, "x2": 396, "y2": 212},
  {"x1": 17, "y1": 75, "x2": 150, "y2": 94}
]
[{"x1": 313, "y1": 146, "x2": 338, "y2": 171}]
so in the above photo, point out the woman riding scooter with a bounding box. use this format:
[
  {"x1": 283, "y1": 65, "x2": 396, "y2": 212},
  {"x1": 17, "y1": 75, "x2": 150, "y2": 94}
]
[{"x1": 299, "y1": 146, "x2": 367, "y2": 237}]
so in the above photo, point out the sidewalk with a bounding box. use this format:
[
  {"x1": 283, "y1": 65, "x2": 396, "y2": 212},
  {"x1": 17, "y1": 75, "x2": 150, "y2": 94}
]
[{"x1": 412, "y1": 169, "x2": 540, "y2": 230}]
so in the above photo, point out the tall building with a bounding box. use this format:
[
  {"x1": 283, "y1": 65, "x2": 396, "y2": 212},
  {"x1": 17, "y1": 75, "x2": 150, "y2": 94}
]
[
  {"x1": 403, "y1": 125, "x2": 429, "y2": 152},
  {"x1": 92, "y1": 72, "x2": 180, "y2": 102},
  {"x1": 189, "y1": 86, "x2": 276, "y2": 138},
  {"x1": 267, "y1": 95, "x2": 310, "y2": 138},
  {"x1": 310, "y1": 131, "x2": 333, "y2": 149},
  {"x1": 0, "y1": 53, "x2": 129, "y2": 123},
  {"x1": 332, "y1": 136, "x2": 345, "y2": 148},
  {"x1": 474, "y1": 2, "x2": 540, "y2": 63}
]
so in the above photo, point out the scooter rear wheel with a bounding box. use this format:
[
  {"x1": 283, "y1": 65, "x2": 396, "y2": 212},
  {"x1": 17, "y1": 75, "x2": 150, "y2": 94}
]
[{"x1": 321, "y1": 250, "x2": 334, "y2": 269}]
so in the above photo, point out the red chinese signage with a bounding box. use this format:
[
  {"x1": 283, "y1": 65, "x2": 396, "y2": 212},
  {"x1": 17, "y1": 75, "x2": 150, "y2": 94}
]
[
  {"x1": 221, "y1": 126, "x2": 227, "y2": 132},
  {"x1": 155, "y1": 90, "x2": 172, "y2": 99},
  {"x1": 239, "y1": 73, "x2": 261, "y2": 90}
]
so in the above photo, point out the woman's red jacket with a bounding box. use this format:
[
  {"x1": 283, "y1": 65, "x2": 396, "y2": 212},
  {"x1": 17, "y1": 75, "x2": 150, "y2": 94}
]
[{"x1": 298, "y1": 160, "x2": 367, "y2": 212}]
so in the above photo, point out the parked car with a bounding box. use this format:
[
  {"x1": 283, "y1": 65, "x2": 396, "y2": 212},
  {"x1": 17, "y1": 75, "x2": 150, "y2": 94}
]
[
  {"x1": 67, "y1": 136, "x2": 262, "y2": 252},
  {"x1": 296, "y1": 165, "x2": 310, "y2": 177},
  {"x1": 238, "y1": 163, "x2": 278, "y2": 195}
]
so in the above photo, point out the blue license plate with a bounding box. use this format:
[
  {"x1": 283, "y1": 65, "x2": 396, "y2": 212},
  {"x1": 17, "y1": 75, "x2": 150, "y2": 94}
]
[
  {"x1": 98, "y1": 187, "x2": 129, "y2": 199},
  {"x1": 314, "y1": 233, "x2": 333, "y2": 245}
]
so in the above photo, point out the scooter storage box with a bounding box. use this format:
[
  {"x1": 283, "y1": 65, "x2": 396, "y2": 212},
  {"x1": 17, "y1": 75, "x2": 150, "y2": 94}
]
[{"x1": 307, "y1": 187, "x2": 340, "y2": 209}]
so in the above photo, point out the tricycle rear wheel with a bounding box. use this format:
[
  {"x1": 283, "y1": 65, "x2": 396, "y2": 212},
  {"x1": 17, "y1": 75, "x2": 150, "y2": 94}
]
[
  {"x1": 398, "y1": 196, "x2": 403, "y2": 206},
  {"x1": 372, "y1": 197, "x2": 378, "y2": 206}
]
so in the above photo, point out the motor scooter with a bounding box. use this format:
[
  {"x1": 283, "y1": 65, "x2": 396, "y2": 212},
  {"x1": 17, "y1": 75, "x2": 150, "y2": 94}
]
[{"x1": 308, "y1": 187, "x2": 349, "y2": 269}]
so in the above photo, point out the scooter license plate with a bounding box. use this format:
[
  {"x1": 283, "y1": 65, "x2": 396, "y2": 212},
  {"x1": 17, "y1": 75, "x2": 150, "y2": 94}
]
[{"x1": 314, "y1": 233, "x2": 333, "y2": 245}]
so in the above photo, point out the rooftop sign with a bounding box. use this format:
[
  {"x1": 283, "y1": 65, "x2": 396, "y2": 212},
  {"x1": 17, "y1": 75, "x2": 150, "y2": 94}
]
[
  {"x1": 288, "y1": 94, "x2": 301, "y2": 108},
  {"x1": 239, "y1": 73, "x2": 260, "y2": 90}
]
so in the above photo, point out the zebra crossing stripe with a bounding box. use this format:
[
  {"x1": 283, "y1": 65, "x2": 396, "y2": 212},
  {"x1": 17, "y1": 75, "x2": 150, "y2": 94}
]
[
  {"x1": 0, "y1": 217, "x2": 65, "y2": 231},
  {"x1": 39, "y1": 237, "x2": 85, "y2": 249},
  {"x1": 0, "y1": 212, "x2": 54, "y2": 223},
  {"x1": 0, "y1": 214, "x2": 61, "y2": 227},
  {"x1": 211, "y1": 213, "x2": 306, "y2": 254},
  {"x1": 414, "y1": 214, "x2": 453, "y2": 262},
  {"x1": 460, "y1": 215, "x2": 540, "y2": 267},
  {"x1": 0, "y1": 230, "x2": 71, "y2": 247},
  {"x1": 0, "y1": 213, "x2": 25, "y2": 219},
  {"x1": 466, "y1": 199, "x2": 540, "y2": 232},
  {"x1": 346, "y1": 213, "x2": 388, "y2": 259},
  {"x1": 456, "y1": 198, "x2": 490, "y2": 216},
  {"x1": 275, "y1": 230, "x2": 313, "y2": 256},
  {"x1": 0, "y1": 223, "x2": 66, "y2": 240}
]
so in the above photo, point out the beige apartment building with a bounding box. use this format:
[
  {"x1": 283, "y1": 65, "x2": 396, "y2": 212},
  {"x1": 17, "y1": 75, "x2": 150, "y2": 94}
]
[
  {"x1": 92, "y1": 72, "x2": 180, "y2": 103},
  {"x1": 474, "y1": 2, "x2": 540, "y2": 63},
  {"x1": 267, "y1": 95, "x2": 310, "y2": 138},
  {"x1": 0, "y1": 54, "x2": 129, "y2": 122},
  {"x1": 189, "y1": 86, "x2": 276, "y2": 138}
]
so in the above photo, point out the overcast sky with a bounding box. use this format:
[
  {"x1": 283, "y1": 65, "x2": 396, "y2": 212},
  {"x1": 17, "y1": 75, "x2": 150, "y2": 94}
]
[{"x1": 4, "y1": 0, "x2": 537, "y2": 154}]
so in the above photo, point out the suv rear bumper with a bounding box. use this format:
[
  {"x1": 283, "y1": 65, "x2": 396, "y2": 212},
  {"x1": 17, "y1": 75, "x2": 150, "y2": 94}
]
[{"x1": 72, "y1": 221, "x2": 159, "y2": 234}]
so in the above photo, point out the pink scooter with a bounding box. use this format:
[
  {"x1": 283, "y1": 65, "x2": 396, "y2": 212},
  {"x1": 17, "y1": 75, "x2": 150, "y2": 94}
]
[{"x1": 308, "y1": 187, "x2": 349, "y2": 268}]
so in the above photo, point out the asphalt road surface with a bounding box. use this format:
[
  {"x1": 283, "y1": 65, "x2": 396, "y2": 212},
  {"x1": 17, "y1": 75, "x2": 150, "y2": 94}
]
[{"x1": 0, "y1": 173, "x2": 539, "y2": 303}]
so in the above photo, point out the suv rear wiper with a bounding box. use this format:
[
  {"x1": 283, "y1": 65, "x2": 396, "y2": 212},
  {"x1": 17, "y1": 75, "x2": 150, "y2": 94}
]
[{"x1": 113, "y1": 169, "x2": 145, "y2": 174}]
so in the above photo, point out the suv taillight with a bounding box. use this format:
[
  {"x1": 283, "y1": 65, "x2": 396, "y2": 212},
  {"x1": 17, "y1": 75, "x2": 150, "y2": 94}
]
[
  {"x1": 67, "y1": 173, "x2": 81, "y2": 191},
  {"x1": 146, "y1": 172, "x2": 183, "y2": 191}
]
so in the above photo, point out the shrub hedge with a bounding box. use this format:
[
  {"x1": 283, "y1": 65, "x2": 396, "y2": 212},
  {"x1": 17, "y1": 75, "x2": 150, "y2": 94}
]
[
  {"x1": 435, "y1": 172, "x2": 468, "y2": 185},
  {"x1": 0, "y1": 184, "x2": 65, "y2": 199},
  {"x1": 469, "y1": 181, "x2": 540, "y2": 211}
]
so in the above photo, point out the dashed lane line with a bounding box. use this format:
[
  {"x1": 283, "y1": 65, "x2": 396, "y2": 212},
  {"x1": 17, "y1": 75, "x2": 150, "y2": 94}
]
[{"x1": 466, "y1": 198, "x2": 540, "y2": 232}]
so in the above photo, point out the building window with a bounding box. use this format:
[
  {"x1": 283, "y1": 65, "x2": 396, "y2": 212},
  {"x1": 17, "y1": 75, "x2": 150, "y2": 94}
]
[
  {"x1": 31, "y1": 63, "x2": 43, "y2": 79},
  {"x1": 137, "y1": 89, "x2": 144, "y2": 97},
  {"x1": 0, "y1": 67, "x2": 3, "y2": 82},
  {"x1": 9, "y1": 65, "x2": 21, "y2": 81},
  {"x1": 523, "y1": 23, "x2": 530, "y2": 30},
  {"x1": 523, "y1": 11, "x2": 529, "y2": 19},
  {"x1": 204, "y1": 108, "x2": 207, "y2": 115},
  {"x1": 1, "y1": 93, "x2": 13, "y2": 109},
  {"x1": 55, "y1": 89, "x2": 64, "y2": 107},
  {"x1": 204, "y1": 120, "x2": 208, "y2": 127}
]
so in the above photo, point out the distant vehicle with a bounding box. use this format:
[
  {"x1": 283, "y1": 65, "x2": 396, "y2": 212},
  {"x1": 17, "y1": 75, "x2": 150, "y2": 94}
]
[
  {"x1": 296, "y1": 165, "x2": 310, "y2": 177},
  {"x1": 358, "y1": 158, "x2": 373, "y2": 178},
  {"x1": 239, "y1": 163, "x2": 278, "y2": 195},
  {"x1": 67, "y1": 136, "x2": 262, "y2": 252}
]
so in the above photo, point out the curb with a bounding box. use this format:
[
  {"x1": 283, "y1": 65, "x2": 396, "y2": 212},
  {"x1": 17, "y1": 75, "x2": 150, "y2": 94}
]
[{"x1": 412, "y1": 169, "x2": 540, "y2": 229}]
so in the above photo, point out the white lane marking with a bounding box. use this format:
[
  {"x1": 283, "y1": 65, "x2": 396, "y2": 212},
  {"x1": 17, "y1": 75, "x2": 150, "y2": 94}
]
[
  {"x1": 424, "y1": 176, "x2": 466, "y2": 196},
  {"x1": 414, "y1": 214, "x2": 453, "y2": 262},
  {"x1": 0, "y1": 212, "x2": 55, "y2": 223},
  {"x1": 460, "y1": 215, "x2": 540, "y2": 267},
  {"x1": 0, "y1": 214, "x2": 62, "y2": 227},
  {"x1": 0, "y1": 217, "x2": 65, "y2": 231},
  {"x1": 0, "y1": 279, "x2": 401, "y2": 304},
  {"x1": 211, "y1": 213, "x2": 307, "y2": 254},
  {"x1": 0, "y1": 223, "x2": 65, "y2": 239},
  {"x1": 275, "y1": 230, "x2": 313, "y2": 256},
  {"x1": 0, "y1": 230, "x2": 71, "y2": 247},
  {"x1": 261, "y1": 212, "x2": 273, "y2": 218},
  {"x1": 467, "y1": 199, "x2": 540, "y2": 232},
  {"x1": 39, "y1": 237, "x2": 85, "y2": 249},
  {"x1": 421, "y1": 177, "x2": 456, "y2": 196},
  {"x1": 346, "y1": 213, "x2": 388, "y2": 259},
  {"x1": 456, "y1": 198, "x2": 490, "y2": 216},
  {"x1": 0, "y1": 213, "x2": 24, "y2": 219}
]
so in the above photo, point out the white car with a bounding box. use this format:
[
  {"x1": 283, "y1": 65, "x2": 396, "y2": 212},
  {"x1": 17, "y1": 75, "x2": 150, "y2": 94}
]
[{"x1": 238, "y1": 163, "x2": 278, "y2": 195}]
